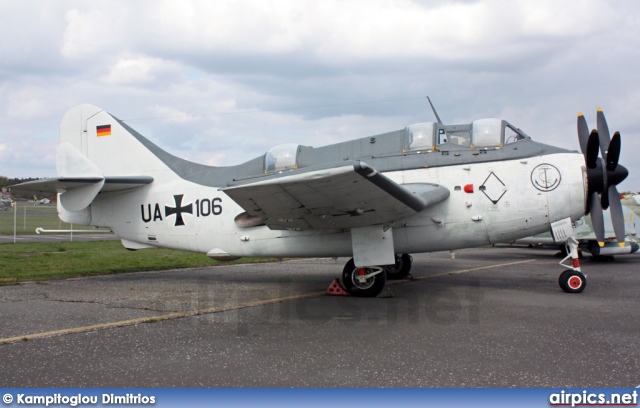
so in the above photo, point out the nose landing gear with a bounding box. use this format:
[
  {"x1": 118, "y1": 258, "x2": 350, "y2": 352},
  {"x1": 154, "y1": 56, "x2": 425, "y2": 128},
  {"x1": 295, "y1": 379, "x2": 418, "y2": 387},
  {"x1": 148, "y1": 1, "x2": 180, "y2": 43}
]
[{"x1": 558, "y1": 237, "x2": 587, "y2": 293}]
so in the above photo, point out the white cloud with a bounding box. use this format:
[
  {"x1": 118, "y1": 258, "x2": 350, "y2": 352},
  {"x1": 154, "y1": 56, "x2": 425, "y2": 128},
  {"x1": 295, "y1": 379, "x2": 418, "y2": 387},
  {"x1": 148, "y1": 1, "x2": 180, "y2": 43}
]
[
  {"x1": 0, "y1": 0, "x2": 638, "y2": 192},
  {"x1": 6, "y1": 87, "x2": 47, "y2": 119},
  {"x1": 101, "y1": 55, "x2": 184, "y2": 85},
  {"x1": 61, "y1": 7, "x2": 128, "y2": 60}
]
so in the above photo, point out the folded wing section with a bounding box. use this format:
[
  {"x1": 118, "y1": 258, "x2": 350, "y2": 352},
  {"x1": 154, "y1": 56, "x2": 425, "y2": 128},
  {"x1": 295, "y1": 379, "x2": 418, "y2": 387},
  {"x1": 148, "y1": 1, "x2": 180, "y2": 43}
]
[{"x1": 223, "y1": 161, "x2": 449, "y2": 230}]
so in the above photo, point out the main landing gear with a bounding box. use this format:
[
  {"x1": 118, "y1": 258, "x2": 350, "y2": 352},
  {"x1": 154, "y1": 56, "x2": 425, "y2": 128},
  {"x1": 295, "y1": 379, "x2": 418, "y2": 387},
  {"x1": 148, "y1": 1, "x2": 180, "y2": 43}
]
[
  {"x1": 339, "y1": 254, "x2": 413, "y2": 297},
  {"x1": 384, "y1": 254, "x2": 413, "y2": 280},
  {"x1": 558, "y1": 237, "x2": 587, "y2": 293}
]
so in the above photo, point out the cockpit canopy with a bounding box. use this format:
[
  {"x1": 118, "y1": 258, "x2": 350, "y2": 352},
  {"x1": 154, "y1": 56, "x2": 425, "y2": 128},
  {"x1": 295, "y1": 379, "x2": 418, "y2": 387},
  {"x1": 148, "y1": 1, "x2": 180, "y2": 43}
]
[
  {"x1": 264, "y1": 143, "x2": 300, "y2": 173},
  {"x1": 405, "y1": 122, "x2": 436, "y2": 151},
  {"x1": 405, "y1": 119, "x2": 528, "y2": 151}
]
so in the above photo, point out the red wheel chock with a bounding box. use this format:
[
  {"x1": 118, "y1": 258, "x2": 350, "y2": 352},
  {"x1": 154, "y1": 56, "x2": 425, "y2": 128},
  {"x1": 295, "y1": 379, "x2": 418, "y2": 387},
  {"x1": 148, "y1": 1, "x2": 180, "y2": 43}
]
[
  {"x1": 326, "y1": 279, "x2": 351, "y2": 296},
  {"x1": 404, "y1": 273, "x2": 415, "y2": 281}
]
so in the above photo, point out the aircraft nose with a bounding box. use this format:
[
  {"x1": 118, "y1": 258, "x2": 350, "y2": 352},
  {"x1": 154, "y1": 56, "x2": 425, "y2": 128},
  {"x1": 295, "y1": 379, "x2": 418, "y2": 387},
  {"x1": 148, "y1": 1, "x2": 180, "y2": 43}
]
[{"x1": 545, "y1": 153, "x2": 589, "y2": 224}]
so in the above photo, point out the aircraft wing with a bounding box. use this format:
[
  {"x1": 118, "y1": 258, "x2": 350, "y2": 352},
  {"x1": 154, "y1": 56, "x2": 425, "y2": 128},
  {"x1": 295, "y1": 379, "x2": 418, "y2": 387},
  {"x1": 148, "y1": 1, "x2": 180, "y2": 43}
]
[{"x1": 223, "y1": 162, "x2": 449, "y2": 230}]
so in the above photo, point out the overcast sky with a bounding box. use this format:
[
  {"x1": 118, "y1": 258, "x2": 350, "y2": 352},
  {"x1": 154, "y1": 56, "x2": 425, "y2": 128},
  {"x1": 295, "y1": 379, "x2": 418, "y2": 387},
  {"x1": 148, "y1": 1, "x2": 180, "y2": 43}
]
[{"x1": 1, "y1": 0, "x2": 639, "y2": 190}]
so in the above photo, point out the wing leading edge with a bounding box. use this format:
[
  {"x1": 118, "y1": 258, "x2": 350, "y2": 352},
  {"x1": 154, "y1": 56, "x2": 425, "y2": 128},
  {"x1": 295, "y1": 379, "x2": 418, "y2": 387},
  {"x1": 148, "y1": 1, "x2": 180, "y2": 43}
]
[{"x1": 223, "y1": 161, "x2": 449, "y2": 230}]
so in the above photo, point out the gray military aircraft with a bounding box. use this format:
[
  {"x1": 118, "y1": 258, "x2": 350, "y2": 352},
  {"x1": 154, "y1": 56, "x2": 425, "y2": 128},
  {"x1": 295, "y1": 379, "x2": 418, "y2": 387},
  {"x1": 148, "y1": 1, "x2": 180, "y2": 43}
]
[{"x1": 16, "y1": 103, "x2": 629, "y2": 295}]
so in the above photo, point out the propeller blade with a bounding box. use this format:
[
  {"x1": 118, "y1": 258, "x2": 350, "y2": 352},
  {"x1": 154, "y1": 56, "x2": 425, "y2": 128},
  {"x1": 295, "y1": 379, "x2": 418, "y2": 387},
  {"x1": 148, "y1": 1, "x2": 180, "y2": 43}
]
[
  {"x1": 577, "y1": 112, "x2": 590, "y2": 156},
  {"x1": 596, "y1": 108, "x2": 611, "y2": 159},
  {"x1": 578, "y1": 108, "x2": 627, "y2": 245},
  {"x1": 601, "y1": 186, "x2": 610, "y2": 210},
  {"x1": 606, "y1": 131, "x2": 621, "y2": 171},
  {"x1": 608, "y1": 186, "x2": 626, "y2": 243},
  {"x1": 586, "y1": 130, "x2": 600, "y2": 169},
  {"x1": 590, "y1": 193, "x2": 605, "y2": 244}
]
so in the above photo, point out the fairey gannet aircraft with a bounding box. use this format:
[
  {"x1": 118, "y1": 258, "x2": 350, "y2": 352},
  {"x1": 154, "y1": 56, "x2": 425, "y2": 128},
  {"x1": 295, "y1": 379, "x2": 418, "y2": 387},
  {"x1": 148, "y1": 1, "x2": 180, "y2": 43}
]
[{"x1": 16, "y1": 103, "x2": 628, "y2": 296}]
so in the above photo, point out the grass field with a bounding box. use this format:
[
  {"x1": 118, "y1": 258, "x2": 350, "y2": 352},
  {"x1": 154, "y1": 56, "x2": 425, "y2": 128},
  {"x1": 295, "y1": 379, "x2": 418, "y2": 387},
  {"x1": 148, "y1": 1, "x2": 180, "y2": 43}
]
[
  {"x1": 0, "y1": 203, "x2": 109, "y2": 235},
  {"x1": 0, "y1": 240, "x2": 277, "y2": 283}
]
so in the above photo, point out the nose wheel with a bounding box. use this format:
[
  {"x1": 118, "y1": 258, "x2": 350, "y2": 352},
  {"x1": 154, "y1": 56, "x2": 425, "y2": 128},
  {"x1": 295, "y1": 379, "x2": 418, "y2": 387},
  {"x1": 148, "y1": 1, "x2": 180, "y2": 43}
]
[
  {"x1": 558, "y1": 237, "x2": 587, "y2": 293},
  {"x1": 558, "y1": 270, "x2": 587, "y2": 293},
  {"x1": 341, "y1": 258, "x2": 387, "y2": 297}
]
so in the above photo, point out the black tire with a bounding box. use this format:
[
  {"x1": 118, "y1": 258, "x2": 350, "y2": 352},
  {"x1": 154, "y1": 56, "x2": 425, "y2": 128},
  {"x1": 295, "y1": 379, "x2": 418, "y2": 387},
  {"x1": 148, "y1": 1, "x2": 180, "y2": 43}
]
[
  {"x1": 385, "y1": 254, "x2": 412, "y2": 280},
  {"x1": 558, "y1": 270, "x2": 586, "y2": 293},
  {"x1": 342, "y1": 258, "x2": 387, "y2": 297}
]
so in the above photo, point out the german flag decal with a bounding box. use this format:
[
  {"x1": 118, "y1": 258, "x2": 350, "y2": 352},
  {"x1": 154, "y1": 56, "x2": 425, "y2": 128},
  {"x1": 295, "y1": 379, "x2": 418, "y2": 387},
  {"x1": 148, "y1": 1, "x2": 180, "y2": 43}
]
[{"x1": 96, "y1": 124, "x2": 112, "y2": 137}]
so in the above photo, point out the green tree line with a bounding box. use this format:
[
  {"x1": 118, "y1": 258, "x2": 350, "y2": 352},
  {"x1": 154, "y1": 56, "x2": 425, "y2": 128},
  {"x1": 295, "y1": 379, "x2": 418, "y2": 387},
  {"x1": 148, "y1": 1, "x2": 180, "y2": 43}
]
[{"x1": 0, "y1": 176, "x2": 54, "y2": 200}]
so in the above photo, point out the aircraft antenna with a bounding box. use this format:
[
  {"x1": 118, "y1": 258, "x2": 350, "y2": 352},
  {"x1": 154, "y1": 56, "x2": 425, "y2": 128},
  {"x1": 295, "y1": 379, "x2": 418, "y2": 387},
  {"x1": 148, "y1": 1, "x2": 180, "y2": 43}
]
[{"x1": 427, "y1": 96, "x2": 443, "y2": 124}]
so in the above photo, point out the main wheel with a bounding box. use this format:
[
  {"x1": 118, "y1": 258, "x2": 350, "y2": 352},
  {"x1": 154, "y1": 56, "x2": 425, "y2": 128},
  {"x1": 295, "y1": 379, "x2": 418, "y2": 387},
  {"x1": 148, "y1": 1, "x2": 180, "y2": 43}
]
[
  {"x1": 342, "y1": 258, "x2": 387, "y2": 297},
  {"x1": 558, "y1": 270, "x2": 586, "y2": 293},
  {"x1": 385, "y1": 254, "x2": 412, "y2": 280}
]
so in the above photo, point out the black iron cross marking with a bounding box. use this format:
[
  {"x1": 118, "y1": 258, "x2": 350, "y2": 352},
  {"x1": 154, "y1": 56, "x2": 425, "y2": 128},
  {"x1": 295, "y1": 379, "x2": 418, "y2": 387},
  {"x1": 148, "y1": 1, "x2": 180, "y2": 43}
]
[{"x1": 165, "y1": 194, "x2": 193, "y2": 226}]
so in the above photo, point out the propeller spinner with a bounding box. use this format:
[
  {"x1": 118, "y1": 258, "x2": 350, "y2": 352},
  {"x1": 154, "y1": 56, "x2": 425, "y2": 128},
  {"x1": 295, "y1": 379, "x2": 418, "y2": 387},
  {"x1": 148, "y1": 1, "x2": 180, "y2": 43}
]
[{"x1": 577, "y1": 108, "x2": 629, "y2": 245}]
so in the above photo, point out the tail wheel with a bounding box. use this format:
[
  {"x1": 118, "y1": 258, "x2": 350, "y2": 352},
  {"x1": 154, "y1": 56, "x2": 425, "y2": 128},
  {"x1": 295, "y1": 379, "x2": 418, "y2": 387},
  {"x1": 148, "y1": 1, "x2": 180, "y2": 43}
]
[
  {"x1": 342, "y1": 258, "x2": 387, "y2": 297},
  {"x1": 558, "y1": 270, "x2": 586, "y2": 293},
  {"x1": 385, "y1": 254, "x2": 412, "y2": 280}
]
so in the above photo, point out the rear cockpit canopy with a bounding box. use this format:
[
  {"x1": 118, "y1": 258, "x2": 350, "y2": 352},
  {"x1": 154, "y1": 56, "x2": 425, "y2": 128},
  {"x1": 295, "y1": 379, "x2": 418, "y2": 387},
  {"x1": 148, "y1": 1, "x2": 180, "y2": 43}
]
[
  {"x1": 264, "y1": 143, "x2": 300, "y2": 173},
  {"x1": 405, "y1": 119, "x2": 529, "y2": 151}
]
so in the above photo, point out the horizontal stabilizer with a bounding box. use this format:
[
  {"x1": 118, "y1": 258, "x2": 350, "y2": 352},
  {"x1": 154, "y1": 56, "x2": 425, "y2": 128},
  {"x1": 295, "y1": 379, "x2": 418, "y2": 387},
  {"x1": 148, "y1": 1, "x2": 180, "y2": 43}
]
[
  {"x1": 13, "y1": 139, "x2": 153, "y2": 210},
  {"x1": 13, "y1": 176, "x2": 154, "y2": 194},
  {"x1": 13, "y1": 175, "x2": 153, "y2": 211}
]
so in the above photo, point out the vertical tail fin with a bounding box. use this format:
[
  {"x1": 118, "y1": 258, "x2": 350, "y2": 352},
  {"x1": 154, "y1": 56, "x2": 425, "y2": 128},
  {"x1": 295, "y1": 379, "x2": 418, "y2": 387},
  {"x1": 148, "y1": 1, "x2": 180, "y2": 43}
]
[{"x1": 59, "y1": 104, "x2": 173, "y2": 178}]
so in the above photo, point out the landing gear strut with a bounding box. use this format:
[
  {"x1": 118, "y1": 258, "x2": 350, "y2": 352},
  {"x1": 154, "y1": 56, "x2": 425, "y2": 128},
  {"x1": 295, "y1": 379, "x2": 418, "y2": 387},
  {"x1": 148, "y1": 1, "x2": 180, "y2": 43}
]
[
  {"x1": 341, "y1": 258, "x2": 387, "y2": 297},
  {"x1": 558, "y1": 237, "x2": 587, "y2": 293}
]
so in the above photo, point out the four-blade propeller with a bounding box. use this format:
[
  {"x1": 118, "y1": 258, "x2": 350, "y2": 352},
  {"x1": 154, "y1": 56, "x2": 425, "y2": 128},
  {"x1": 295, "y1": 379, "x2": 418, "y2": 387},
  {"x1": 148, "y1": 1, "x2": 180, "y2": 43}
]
[{"x1": 577, "y1": 108, "x2": 629, "y2": 245}]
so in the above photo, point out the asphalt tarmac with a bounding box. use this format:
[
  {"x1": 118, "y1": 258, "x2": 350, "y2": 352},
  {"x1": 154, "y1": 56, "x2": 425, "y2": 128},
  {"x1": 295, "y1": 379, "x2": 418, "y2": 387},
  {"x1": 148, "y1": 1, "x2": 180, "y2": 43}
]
[{"x1": 0, "y1": 246, "x2": 638, "y2": 387}]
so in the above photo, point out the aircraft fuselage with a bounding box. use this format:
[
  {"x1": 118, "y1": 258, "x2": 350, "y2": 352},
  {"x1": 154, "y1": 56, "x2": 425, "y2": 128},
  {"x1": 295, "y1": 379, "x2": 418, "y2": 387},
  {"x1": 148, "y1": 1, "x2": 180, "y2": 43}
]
[{"x1": 84, "y1": 151, "x2": 586, "y2": 259}]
